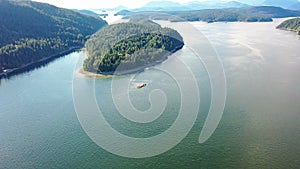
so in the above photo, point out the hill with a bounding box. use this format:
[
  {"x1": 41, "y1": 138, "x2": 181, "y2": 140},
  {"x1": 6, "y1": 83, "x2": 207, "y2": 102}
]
[
  {"x1": 120, "y1": 6, "x2": 300, "y2": 23},
  {"x1": 0, "y1": 0, "x2": 107, "y2": 77},
  {"x1": 276, "y1": 17, "x2": 300, "y2": 34},
  {"x1": 83, "y1": 20, "x2": 184, "y2": 74},
  {"x1": 137, "y1": 1, "x2": 182, "y2": 11}
]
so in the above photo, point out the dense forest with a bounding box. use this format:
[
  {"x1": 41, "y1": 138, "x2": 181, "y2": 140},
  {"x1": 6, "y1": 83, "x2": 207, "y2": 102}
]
[
  {"x1": 277, "y1": 18, "x2": 300, "y2": 35},
  {"x1": 0, "y1": 0, "x2": 107, "y2": 76},
  {"x1": 118, "y1": 6, "x2": 300, "y2": 23},
  {"x1": 84, "y1": 20, "x2": 184, "y2": 73}
]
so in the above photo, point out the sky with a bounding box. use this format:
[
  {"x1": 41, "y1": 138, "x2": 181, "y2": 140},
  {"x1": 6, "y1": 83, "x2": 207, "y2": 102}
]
[{"x1": 32, "y1": 0, "x2": 237, "y2": 9}]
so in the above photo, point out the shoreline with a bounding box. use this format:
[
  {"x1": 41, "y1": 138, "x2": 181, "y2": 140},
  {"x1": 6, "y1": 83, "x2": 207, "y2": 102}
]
[
  {"x1": 277, "y1": 27, "x2": 300, "y2": 34},
  {"x1": 0, "y1": 47, "x2": 80, "y2": 79},
  {"x1": 79, "y1": 59, "x2": 166, "y2": 78},
  {"x1": 79, "y1": 68, "x2": 114, "y2": 78},
  {"x1": 80, "y1": 45, "x2": 183, "y2": 78}
]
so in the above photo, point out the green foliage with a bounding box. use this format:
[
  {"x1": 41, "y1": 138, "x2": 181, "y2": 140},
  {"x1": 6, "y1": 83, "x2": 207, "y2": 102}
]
[
  {"x1": 276, "y1": 18, "x2": 300, "y2": 34},
  {"x1": 0, "y1": 0, "x2": 107, "y2": 71},
  {"x1": 84, "y1": 20, "x2": 184, "y2": 73}
]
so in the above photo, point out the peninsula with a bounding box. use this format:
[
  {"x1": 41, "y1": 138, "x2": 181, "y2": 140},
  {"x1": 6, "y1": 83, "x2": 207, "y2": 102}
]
[{"x1": 277, "y1": 17, "x2": 300, "y2": 35}]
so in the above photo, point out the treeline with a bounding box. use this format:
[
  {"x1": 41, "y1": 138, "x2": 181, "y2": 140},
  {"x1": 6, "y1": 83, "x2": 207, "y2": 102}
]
[
  {"x1": 119, "y1": 6, "x2": 300, "y2": 23},
  {"x1": 0, "y1": 0, "x2": 107, "y2": 73},
  {"x1": 84, "y1": 20, "x2": 184, "y2": 73},
  {"x1": 276, "y1": 18, "x2": 300, "y2": 35}
]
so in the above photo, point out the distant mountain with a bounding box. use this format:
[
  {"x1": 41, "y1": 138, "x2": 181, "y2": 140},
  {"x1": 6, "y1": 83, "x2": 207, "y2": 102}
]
[
  {"x1": 224, "y1": 1, "x2": 250, "y2": 8},
  {"x1": 136, "y1": 1, "x2": 183, "y2": 11},
  {"x1": 0, "y1": 0, "x2": 107, "y2": 77},
  {"x1": 144, "y1": 1, "x2": 182, "y2": 8},
  {"x1": 121, "y1": 0, "x2": 300, "y2": 14},
  {"x1": 276, "y1": 17, "x2": 300, "y2": 34},
  {"x1": 236, "y1": 0, "x2": 264, "y2": 6},
  {"x1": 73, "y1": 9, "x2": 100, "y2": 17},
  {"x1": 263, "y1": 0, "x2": 300, "y2": 10},
  {"x1": 134, "y1": 0, "x2": 250, "y2": 11},
  {"x1": 184, "y1": 1, "x2": 250, "y2": 10},
  {"x1": 101, "y1": 5, "x2": 128, "y2": 11},
  {"x1": 208, "y1": 1, "x2": 250, "y2": 9}
]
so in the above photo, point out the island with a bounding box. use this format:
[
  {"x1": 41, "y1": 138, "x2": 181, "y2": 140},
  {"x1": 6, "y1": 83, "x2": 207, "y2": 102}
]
[
  {"x1": 0, "y1": 0, "x2": 107, "y2": 78},
  {"x1": 276, "y1": 17, "x2": 300, "y2": 35},
  {"x1": 83, "y1": 20, "x2": 184, "y2": 75}
]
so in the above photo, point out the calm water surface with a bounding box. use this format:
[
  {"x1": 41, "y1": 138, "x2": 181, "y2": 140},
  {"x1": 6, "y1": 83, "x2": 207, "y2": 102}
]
[{"x1": 0, "y1": 18, "x2": 300, "y2": 168}]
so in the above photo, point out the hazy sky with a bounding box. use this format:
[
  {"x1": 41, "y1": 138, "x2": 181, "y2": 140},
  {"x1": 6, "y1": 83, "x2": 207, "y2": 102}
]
[{"x1": 32, "y1": 0, "x2": 240, "y2": 9}]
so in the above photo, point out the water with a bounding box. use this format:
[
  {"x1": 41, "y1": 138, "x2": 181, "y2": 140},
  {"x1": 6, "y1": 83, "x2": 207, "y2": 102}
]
[{"x1": 1, "y1": 18, "x2": 300, "y2": 168}]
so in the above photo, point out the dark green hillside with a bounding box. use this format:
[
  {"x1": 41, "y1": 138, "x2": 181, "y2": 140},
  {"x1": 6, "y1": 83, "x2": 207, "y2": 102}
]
[
  {"x1": 0, "y1": 0, "x2": 107, "y2": 76},
  {"x1": 84, "y1": 20, "x2": 184, "y2": 73},
  {"x1": 276, "y1": 18, "x2": 300, "y2": 34}
]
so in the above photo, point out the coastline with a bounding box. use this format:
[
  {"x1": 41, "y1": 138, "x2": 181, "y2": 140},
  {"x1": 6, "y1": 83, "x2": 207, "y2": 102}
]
[
  {"x1": 0, "y1": 47, "x2": 80, "y2": 79},
  {"x1": 80, "y1": 44, "x2": 183, "y2": 78},
  {"x1": 277, "y1": 27, "x2": 300, "y2": 34},
  {"x1": 79, "y1": 68, "x2": 114, "y2": 78},
  {"x1": 79, "y1": 59, "x2": 167, "y2": 78}
]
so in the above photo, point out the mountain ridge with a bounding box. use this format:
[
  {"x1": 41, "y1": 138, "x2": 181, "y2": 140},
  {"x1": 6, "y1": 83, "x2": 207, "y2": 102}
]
[{"x1": 134, "y1": 0, "x2": 250, "y2": 11}]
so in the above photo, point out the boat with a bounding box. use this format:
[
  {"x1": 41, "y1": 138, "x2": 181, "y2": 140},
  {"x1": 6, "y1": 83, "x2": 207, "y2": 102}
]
[{"x1": 136, "y1": 83, "x2": 147, "y2": 89}]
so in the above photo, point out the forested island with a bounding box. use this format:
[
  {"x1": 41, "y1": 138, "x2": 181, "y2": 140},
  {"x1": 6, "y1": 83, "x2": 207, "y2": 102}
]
[
  {"x1": 0, "y1": 0, "x2": 107, "y2": 78},
  {"x1": 83, "y1": 20, "x2": 184, "y2": 74},
  {"x1": 117, "y1": 6, "x2": 300, "y2": 23},
  {"x1": 277, "y1": 18, "x2": 300, "y2": 35}
]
